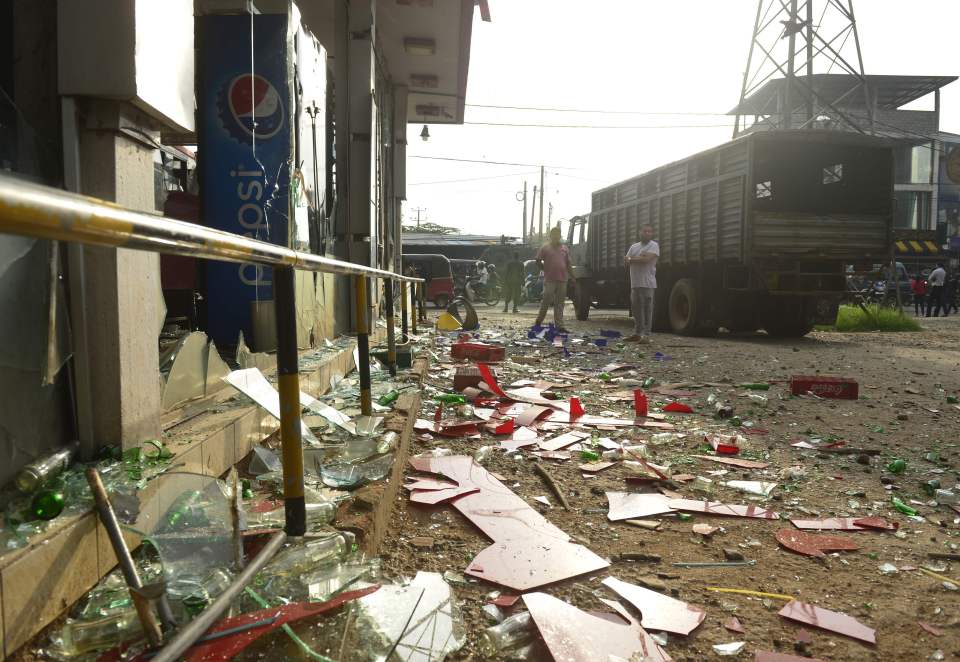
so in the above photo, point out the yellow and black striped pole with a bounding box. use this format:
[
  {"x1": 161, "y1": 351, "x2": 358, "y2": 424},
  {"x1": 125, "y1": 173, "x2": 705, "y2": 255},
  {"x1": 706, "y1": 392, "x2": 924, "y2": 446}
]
[
  {"x1": 355, "y1": 275, "x2": 373, "y2": 415},
  {"x1": 274, "y1": 266, "x2": 305, "y2": 536},
  {"x1": 400, "y1": 281, "x2": 409, "y2": 343},
  {"x1": 384, "y1": 279, "x2": 397, "y2": 376}
]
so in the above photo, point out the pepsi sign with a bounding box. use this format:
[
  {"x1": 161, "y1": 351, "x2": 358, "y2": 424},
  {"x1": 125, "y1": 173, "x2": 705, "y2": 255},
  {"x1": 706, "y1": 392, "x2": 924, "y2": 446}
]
[{"x1": 198, "y1": 14, "x2": 293, "y2": 347}]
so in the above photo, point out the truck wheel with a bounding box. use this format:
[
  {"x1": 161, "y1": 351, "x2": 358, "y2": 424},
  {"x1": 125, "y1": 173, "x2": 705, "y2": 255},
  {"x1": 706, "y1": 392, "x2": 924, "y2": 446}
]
[
  {"x1": 668, "y1": 279, "x2": 702, "y2": 335},
  {"x1": 574, "y1": 281, "x2": 591, "y2": 321}
]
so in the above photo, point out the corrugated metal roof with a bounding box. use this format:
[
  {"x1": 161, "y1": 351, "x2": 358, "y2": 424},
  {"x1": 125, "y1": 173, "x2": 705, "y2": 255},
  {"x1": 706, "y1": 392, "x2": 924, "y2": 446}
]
[
  {"x1": 401, "y1": 233, "x2": 522, "y2": 246},
  {"x1": 730, "y1": 74, "x2": 958, "y2": 115}
]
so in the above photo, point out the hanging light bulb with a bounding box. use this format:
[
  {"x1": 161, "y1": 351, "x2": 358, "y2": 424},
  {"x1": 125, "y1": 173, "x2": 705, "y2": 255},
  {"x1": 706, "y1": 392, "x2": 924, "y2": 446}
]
[{"x1": 420, "y1": 125, "x2": 430, "y2": 141}]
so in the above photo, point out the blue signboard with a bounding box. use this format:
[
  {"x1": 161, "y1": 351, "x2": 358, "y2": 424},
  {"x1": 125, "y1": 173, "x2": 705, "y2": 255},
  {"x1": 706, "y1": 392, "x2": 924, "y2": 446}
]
[{"x1": 198, "y1": 13, "x2": 292, "y2": 347}]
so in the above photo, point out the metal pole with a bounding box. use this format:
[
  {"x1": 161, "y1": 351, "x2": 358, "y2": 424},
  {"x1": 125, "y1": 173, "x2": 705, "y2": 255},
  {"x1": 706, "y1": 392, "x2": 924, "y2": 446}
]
[
  {"x1": 806, "y1": 0, "x2": 814, "y2": 124},
  {"x1": 150, "y1": 532, "x2": 287, "y2": 662},
  {"x1": 783, "y1": 0, "x2": 798, "y2": 130},
  {"x1": 521, "y1": 182, "x2": 528, "y2": 241},
  {"x1": 274, "y1": 266, "x2": 305, "y2": 537},
  {"x1": 411, "y1": 282, "x2": 419, "y2": 335},
  {"x1": 400, "y1": 281, "x2": 409, "y2": 343},
  {"x1": 530, "y1": 186, "x2": 538, "y2": 243},
  {"x1": 385, "y1": 278, "x2": 397, "y2": 376},
  {"x1": 86, "y1": 468, "x2": 164, "y2": 647},
  {"x1": 417, "y1": 282, "x2": 426, "y2": 322},
  {"x1": 734, "y1": 0, "x2": 764, "y2": 138},
  {"x1": 355, "y1": 275, "x2": 372, "y2": 415},
  {"x1": 538, "y1": 166, "x2": 545, "y2": 239}
]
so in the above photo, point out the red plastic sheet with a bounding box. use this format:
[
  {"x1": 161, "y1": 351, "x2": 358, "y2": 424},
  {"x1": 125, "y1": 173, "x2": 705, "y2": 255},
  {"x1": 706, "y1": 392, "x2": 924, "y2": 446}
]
[
  {"x1": 602, "y1": 576, "x2": 706, "y2": 636},
  {"x1": 663, "y1": 402, "x2": 694, "y2": 414},
  {"x1": 777, "y1": 600, "x2": 876, "y2": 645},
  {"x1": 775, "y1": 529, "x2": 859, "y2": 558},
  {"x1": 408, "y1": 455, "x2": 608, "y2": 590},
  {"x1": 667, "y1": 499, "x2": 780, "y2": 519},
  {"x1": 477, "y1": 362, "x2": 508, "y2": 397},
  {"x1": 539, "y1": 430, "x2": 591, "y2": 451},
  {"x1": 791, "y1": 517, "x2": 896, "y2": 531},
  {"x1": 606, "y1": 492, "x2": 675, "y2": 521},
  {"x1": 724, "y1": 617, "x2": 745, "y2": 634},
  {"x1": 99, "y1": 587, "x2": 380, "y2": 662},
  {"x1": 692, "y1": 454, "x2": 769, "y2": 469},
  {"x1": 706, "y1": 434, "x2": 740, "y2": 455},
  {"x1": 523, "y1": 592, "x2": 671, "y2": 662},
  {"x1": 634, "y1": 389, "x2": 648, "y2": 416},
  {"x1": 569, "y1": 396, "x2": 585, "y2": 420},
  {"x1": 755, "y1": 652, "x2": 826, "y2": 662}
]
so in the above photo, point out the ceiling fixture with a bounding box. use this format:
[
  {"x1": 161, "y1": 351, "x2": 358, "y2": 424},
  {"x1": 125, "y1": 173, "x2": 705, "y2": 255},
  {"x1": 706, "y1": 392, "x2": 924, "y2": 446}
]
[
  {"x1": 420, "y1": 125, "x2": 430, "y2": 141},
  {"x1": 410, "y1": 73, "x2": 439, "y2": 89},
  {"x1": 403, "y1": 37, "x2": 436, "y2": 56}
]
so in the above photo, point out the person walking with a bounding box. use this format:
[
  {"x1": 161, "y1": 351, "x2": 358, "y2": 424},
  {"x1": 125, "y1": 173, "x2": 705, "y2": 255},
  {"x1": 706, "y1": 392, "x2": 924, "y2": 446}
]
[
  {"x1": 910, "y1": 273, "x2": 927, "y2": 317},
  {"x1": 624, "y1": 224, "x2": 660, "y2": 343},
  {"x1": 502, "y1": 251, "x2": 524, "y2": 313},
  {"x1": 534, "y1": 226, "x2": 576, "y2": 332},
  {"x1": 927, "y1": 262, "x2": 947, "y2": 317},
  {"x1": 945, "y1": 271, "x2": 958, "y2": 316}
]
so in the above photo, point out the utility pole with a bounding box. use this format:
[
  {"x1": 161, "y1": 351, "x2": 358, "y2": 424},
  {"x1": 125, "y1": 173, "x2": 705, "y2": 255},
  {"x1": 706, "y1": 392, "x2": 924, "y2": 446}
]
[
  {"x1": 530, "y1": 186, "x2": 538, "y2": 244},
  {"x1": 538, "y1": 165, "x2": 545, "y2": 239},
  {"x1": 411, "y1": 206, "x2": 427, "y2": 229},
  {"x1": 548, "y1": 202, "x2": 553, "y2": 231},
  {"x1": 516, "y1": 182, "x2": 528, "y2": 241}
]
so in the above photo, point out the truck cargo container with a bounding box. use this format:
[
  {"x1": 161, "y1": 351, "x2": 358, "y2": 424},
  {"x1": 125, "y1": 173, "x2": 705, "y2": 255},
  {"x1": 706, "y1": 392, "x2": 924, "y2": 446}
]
[{"x1": 573, "y1": 130, "x2": 894, "y2": 337}]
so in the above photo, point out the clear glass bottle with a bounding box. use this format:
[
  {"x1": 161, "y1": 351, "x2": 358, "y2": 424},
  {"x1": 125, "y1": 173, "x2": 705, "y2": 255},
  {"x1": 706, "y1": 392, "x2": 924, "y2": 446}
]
[
  {"x1": 16, "y1": 442, "x2": 79, "y2": 493},
  {"x1": 478, "y1": 611, "x2": 533, "y2": 657}
]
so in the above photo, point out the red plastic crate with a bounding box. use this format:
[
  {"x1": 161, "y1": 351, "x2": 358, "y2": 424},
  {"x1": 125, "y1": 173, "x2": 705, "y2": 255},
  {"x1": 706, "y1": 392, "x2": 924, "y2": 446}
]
[
  {"x1": 450, "y1": 342, "x2": 505, "y2": 362},
  {"x1": 790, "y1": 375, "x2": 858, "y2": 400}
]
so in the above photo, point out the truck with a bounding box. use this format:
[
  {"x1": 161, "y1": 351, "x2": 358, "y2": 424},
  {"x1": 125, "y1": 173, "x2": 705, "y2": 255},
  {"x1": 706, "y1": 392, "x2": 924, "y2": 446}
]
[{"x1": 571, "y1": 130, "x2": 895, "y2": 337}]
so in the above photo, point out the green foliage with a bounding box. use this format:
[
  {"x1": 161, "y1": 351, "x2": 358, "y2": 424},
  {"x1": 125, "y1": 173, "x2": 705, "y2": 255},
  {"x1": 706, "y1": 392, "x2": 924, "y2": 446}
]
[{"x1": 818, "y1": 305, "x2": 921, "y2": 332}]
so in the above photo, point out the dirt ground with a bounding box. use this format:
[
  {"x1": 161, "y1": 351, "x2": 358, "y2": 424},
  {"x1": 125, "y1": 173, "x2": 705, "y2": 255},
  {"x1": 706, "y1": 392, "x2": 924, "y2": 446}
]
[{"x1": 380, "y1": 302, "x2": 960, "y2": 661}]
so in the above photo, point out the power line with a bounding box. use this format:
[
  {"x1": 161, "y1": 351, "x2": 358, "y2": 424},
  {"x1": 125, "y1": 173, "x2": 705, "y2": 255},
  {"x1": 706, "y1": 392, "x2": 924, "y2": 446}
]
[
  {"x1": 464, "y1": 121, "x2": 737, "y2": 129},
  {"x1": 408, "y1": 171, "x2": 537, "y2": 186},
  {"x1": 466, "y1": 102, "x2": 729, "y2": 116},
  {"x1": 408, "y1": 155, "x2": 578, "y2": 169}
]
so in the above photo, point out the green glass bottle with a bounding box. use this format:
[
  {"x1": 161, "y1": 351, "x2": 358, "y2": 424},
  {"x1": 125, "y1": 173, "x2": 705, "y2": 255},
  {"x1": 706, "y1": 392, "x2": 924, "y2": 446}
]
[
  {"x1": 740, "y1": 383, "x2": 770, "y2": 391},
  {"x1": 437, "y1": 394, "x2": 467, "y2": 405},
  {"x1": 32, "y1": 489, "x2": 65, "y2": 520},
  {"x1": 580, "y1": 450, "x2": 600, "y2": 462},
  {"x1": 891, "y1": 496, "x2": 917, "y2": 516},
  {"x1": 377, "y1": 390, "x2": 400, "y2": 406}
]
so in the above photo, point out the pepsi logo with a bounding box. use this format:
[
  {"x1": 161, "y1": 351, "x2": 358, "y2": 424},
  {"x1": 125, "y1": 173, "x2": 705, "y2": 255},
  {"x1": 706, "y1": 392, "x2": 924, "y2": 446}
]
[{"x1": 221, "y1": 74, "x2": 285, "y2": 142}]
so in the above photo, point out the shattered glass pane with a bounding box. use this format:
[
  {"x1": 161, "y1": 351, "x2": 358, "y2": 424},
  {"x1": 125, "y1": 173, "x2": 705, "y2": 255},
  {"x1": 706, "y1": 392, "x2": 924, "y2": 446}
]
[
  {"x1": 349, "y1": 571, "x2": 466, "y2": 662},
  {"x1": 121, "y1": 472, "x2": 236, "y2": 618}
]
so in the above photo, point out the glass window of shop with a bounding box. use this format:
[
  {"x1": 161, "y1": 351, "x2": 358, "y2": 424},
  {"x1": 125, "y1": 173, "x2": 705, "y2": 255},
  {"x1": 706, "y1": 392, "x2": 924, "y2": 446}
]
[
  {"x1": 894, "y1": 142, "x2": 934, "y2": 184},
  {"x1": 894, "y1": 190, "x2": 933, "y2": 229}
]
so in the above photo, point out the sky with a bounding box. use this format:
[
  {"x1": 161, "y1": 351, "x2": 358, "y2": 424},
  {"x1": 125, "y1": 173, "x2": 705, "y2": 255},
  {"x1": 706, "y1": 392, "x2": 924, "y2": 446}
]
[{"x1": 402, "y1": 0, "x2": 960, "y2": 239}]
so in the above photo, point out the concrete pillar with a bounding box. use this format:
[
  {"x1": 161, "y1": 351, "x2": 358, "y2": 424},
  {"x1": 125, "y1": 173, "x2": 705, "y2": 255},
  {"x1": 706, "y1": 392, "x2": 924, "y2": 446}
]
[
  {"x1": 75, "y1": 99, "x2": 163, "y2": 448},
  {"x1": 346, "y1": 0, "x2": 375, "y2": 267}
]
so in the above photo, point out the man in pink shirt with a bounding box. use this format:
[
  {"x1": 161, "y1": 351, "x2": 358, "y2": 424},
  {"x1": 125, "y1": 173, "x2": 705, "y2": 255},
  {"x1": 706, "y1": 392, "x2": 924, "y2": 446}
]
[{"x1": 534, "y1": 226, "x2": 576, "y2": 332}]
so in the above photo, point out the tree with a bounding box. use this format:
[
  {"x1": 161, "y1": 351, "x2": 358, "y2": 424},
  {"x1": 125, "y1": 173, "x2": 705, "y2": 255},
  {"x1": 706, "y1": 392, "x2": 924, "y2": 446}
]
[{"x1": 402, "y1": 221, "x2": 459, "y2": 235}]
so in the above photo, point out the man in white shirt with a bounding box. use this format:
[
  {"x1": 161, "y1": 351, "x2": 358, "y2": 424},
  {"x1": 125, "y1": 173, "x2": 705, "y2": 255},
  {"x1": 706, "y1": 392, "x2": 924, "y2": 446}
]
[
  {"x1": 624, "y1": 224, "x2": 660, "y2": 342},
  {"x1": 927, "y1": 263, "x2": 947, "y2": 317}
]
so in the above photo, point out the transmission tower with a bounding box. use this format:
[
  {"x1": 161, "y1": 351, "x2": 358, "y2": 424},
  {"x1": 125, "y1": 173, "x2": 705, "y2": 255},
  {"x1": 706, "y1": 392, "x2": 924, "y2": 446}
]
[{"x1": 733, "y1": 0, "x2": 873, "y2": 138}]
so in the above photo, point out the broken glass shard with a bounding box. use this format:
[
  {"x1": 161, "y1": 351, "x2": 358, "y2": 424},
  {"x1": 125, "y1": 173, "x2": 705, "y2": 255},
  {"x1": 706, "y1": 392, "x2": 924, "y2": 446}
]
[{"x1": 602, "y1": 576, "x2": 706, "y2": 636}]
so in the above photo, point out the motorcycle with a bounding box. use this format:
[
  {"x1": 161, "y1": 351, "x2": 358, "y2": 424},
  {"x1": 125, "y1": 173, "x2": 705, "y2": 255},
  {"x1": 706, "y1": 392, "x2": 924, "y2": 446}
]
[
  {"x1": 466, "y1": 277, "x2": 501, "y2": 306},
  {"x1": 523, "y1": 273, "x2": 544, "y2": 303}
]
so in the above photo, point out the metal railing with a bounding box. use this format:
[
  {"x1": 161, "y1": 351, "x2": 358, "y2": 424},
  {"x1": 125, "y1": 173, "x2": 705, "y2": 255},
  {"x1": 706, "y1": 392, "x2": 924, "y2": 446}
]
[{"x1": 0, "y1": 173, "x2": 423, "y2": 539}]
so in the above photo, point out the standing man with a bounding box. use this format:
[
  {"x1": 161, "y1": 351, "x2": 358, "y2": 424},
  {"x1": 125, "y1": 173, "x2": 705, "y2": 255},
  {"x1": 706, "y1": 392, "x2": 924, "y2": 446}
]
[
  {"x1": 624, "y1": 224, "x2": 659, "y2": 343},
  {"x1": 502, "y1": 251, "x2": 524, "y2": 313},
  {"x1": 927, "y1": 262, "x2": 947, "y2": 317},
  {"x1": 534, "y1": 226, "x2": 576, "y2": 332}
]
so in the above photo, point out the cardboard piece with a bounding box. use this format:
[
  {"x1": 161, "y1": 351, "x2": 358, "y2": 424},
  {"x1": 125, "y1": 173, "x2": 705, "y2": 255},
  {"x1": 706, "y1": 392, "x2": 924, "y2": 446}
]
[
  {"x1": 777, "y1": 600, "x2": 876, "y2": 645},
  {"x1": 602, "y1": 576, "x2": 706, "y2": 636}
]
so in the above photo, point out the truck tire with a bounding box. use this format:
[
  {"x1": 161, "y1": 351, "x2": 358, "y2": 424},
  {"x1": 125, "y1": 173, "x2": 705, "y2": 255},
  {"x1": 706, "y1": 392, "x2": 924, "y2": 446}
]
[
  {"x1": 574, "y1": 280, "x2": 591, "y2": 321},
  {"x1": 668, "y1": 278, "x2": 702, "y2": 335}
]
